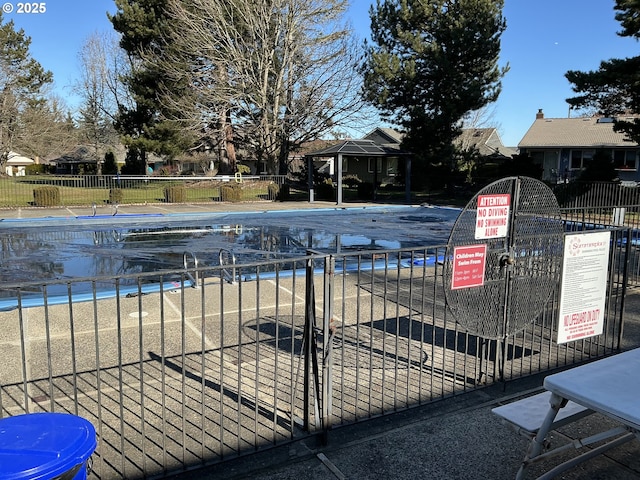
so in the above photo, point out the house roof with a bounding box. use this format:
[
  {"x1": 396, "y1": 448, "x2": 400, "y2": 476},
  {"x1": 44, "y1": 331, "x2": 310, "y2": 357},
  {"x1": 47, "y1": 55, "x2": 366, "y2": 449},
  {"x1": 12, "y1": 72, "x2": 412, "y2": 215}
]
[
  {"x1": 6, "y1": 151, "x2": 34, "y2": 165},
  {"x1": 455, "y1": 128, "x2": 515, "y2": 157},
  {"x1": 363, "y1": 126, "x2": 514, "y2": 157},
  {"x1": 519, "y1": 116, "x2": 639, "y2": 148},
  {"x1": 364, "y1": 127, "x2": 404, "y2": 146},
  {"x1": 304, "y1": 139, "x2": 405, "y2": 157}
]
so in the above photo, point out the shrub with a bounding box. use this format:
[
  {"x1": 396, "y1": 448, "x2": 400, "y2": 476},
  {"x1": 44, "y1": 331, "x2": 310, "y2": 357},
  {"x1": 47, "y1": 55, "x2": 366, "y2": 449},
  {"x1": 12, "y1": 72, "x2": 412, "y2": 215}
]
[
  {"x1": 109, "y1": 188, "x2": 123, "y2": 204},
  {"x1": 343, "y1": 175, "x2": 362, "y2": 188},
  {"x1": 316, "y1": 181, "x2": 335, "y2": 201},
  {"x1": 33, "y1": 186, "x2": 60, "y2": 206},
  {"x1": 357, "y1": 182, "x2": 375, "y2": 200},
  {"x1": 221, "y1": 184, "x2": 242, "y2": 202},
  {"x1": 25, "y1": 164, "x2": 48, "y2": 175},
  {"x1": 276, "y1": 184, "x2": 290, "y2": 201},
  {"x1": 164, "y1": 185, "x2": 186, "y2": 203},
  {"x1": 267, "y1": 183, "x2": 280, "y2": 200},
  {"x1": 236, "y1": 164, "x2": 250, "y2": 174}
]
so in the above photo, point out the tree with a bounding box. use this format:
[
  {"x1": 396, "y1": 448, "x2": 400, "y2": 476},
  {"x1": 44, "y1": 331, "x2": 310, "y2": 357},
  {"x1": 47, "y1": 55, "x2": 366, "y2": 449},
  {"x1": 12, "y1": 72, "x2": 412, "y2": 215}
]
[
  {"x1": 109, "y1": 0, "x2": 194, "y2": 175},
  {"x1": 103, "y1": 151, "x2": 119, "y2": 175},
  {"x1": 157, "y1": 0, "x2": 369, "y2": 175},
  {"x1": 0, "y1": 12, "x2": 52, "y2": 166},
  {"x1": 75, "y1": 31, "x2": 123, "y2": 173},
  {"x1": 12, "y1": 93, "x2": 79, "y2": 161},
  {"x1": 361, "y1": 0, "x2": 508, "y2": 183},
  {"x1": 566, "y1": 0, "x2": 640, "y2": 142},
  {"x1": 578, "y1": 150, "x2": 618, "y2": 182}
]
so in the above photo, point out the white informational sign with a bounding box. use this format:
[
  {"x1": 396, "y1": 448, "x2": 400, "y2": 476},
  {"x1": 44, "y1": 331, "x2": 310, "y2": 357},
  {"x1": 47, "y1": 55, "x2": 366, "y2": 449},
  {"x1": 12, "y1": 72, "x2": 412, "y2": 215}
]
[
  {"x1": 557, "y1": 231, "x2": 611, "y2": 344},
  {"x1": 475, "y1": 194, "x2": 511, "y2": 240}
]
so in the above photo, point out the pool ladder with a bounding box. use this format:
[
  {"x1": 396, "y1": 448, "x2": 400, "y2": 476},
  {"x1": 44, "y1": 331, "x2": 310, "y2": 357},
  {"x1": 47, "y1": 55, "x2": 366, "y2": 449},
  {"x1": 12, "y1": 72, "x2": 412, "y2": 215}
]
[
  {"x1": 219, "y1": 248, "x2": 238, "y2": 285},
  {"x1": 92, "y1": 202, "x2": 119, "y2": 216},
  {"x1": 183, "y1": 251, "x2": 200, "y2": 288}
]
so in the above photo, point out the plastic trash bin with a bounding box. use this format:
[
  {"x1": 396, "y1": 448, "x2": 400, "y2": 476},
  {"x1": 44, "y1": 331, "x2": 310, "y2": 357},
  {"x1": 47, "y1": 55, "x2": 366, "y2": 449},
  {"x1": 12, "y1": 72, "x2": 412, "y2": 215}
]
[{"x1": 0, "y1": 412, "x2": 97, "y2": 479}]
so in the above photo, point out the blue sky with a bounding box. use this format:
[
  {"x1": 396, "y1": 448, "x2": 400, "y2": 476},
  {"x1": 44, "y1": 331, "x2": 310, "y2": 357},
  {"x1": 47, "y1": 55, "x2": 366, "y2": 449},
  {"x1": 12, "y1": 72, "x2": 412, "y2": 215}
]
[{"x1": 3, "y1": 0, "x2": 639, "y2": 146}]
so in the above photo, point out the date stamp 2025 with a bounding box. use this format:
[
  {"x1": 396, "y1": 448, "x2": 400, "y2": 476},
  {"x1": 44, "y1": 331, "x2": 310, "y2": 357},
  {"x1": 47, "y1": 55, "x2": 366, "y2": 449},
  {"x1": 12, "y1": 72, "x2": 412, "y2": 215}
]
[{"x1": 2, "y1": 2, "x2": 47, "y2": 14}]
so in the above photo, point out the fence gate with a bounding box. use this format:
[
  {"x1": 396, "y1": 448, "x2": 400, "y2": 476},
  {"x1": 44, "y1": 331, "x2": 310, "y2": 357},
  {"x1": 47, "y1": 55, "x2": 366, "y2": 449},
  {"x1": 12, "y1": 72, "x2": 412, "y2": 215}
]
[{"x1": 443, "y1": 176, "x2": 566, "y2": 382}]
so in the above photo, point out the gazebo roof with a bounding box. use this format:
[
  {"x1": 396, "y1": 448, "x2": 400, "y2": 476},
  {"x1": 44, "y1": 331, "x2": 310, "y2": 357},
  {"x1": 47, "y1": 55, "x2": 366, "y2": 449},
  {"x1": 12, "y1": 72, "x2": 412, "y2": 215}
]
[{"x1": 304, "y1": 139, "x2": 404, "y2": 157}]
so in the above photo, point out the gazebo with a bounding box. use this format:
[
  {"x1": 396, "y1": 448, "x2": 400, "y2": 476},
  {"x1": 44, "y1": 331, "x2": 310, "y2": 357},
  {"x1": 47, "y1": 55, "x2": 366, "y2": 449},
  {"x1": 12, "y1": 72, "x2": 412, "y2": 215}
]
[{"x1": 304, "y1": 139, "x2": 412, "y2": 204}]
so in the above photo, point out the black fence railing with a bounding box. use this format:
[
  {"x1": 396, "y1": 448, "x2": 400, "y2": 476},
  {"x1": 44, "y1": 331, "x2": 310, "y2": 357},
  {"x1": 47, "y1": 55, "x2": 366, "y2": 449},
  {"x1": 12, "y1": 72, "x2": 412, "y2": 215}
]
[
  {"x1": 0, "y1": 174, "x2": 287, "y2": 207},
  {"x1": 0, "y1": 231, "x2": 628, "y2": 478}
]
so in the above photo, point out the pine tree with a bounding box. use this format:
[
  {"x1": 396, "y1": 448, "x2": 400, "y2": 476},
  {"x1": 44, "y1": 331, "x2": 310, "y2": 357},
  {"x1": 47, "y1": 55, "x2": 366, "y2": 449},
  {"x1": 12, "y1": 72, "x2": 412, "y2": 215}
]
[
  {"x1": 0, "y1": 12, "x2": 52, "y2": 165},
  {"x1": 109, "y1": 0, "x2": 193, "y2": 174},
  {"x1": 361, "y1": 0, "x2": 507, "y2": 186}
]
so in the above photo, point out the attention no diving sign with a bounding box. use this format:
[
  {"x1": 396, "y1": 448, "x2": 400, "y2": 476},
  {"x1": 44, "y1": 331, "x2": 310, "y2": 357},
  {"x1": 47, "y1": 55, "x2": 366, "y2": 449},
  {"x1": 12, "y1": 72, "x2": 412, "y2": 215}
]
[{"x1": 475, "y1": 194, "x2": 511, "y2": 239}]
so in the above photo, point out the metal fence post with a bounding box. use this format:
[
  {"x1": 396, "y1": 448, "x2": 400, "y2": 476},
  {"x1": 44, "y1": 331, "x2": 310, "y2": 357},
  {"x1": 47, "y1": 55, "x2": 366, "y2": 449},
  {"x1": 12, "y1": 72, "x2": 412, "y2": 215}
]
[
  {"x1": 321, "y1": 255, "x2": 335, "y2": 439},
  {"x1": 303, "y1": 257, "x2": 322, "y2": 432}
]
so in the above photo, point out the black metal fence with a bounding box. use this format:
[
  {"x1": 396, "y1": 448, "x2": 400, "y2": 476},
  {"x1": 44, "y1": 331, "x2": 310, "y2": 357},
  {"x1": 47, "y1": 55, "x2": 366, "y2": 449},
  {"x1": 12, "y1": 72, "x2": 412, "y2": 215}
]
[
  {"x1": 555, "y1": 181, "x2": 640, "y2": 229},
  {"x1": 0, "y1": 229, "x2": 629, "y2": 478},
  {"x1": 0, "y1": 174, "x2": 287, "y2": 207}
]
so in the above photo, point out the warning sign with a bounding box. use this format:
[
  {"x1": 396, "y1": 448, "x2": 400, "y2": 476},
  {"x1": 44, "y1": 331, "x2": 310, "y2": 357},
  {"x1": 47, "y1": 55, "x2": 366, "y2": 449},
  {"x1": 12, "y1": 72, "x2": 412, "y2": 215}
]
[
  {"x1": 475, "y1": 194, "x2": 511, "y2": 239},
  {"x1": 451, "y1": 244, "x2": 487, "y2": 290},
  {"x1": 557, "y1": 231, "x2": 610, "y2": 344}
]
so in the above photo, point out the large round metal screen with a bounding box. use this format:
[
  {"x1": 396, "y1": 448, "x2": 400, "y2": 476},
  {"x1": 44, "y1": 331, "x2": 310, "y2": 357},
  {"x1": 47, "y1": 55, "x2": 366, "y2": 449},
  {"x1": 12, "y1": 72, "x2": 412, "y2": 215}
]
[{"x1": 443, "y1": 177, "x2": 564, "y2": 339}]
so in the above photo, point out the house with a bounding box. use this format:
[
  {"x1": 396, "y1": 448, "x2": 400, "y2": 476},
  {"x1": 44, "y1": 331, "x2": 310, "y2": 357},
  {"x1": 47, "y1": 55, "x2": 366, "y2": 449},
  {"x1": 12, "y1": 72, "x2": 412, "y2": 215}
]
[
  {"x1": 52, "y1": 145, "x2": 165, "y2": 175},
  {"x1": 302, "y1": 126, "x2": 512, "y2": 204},
  {"x1": 5, "y1": 151, "x2": 34, "y2": 176},
  {"x1": 518, "y1": 109, "x2": 640, "y2": 183},
  {"x1": 456, "y1": 128, "x2": 516, "y2": 159}
]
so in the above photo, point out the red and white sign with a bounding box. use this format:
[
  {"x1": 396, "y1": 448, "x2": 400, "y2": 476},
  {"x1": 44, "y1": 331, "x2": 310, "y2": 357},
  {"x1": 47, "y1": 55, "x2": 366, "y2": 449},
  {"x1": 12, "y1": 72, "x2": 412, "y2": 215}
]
[
  {"x1": 475, "y1": 194, "x2": 511, "y2": 239},
  {"x1": 451, "y1": 244, "x2": 487, "y2": 290},
  {"x1": 557, "y1": 231, "x2": 610, "y2": 344}
]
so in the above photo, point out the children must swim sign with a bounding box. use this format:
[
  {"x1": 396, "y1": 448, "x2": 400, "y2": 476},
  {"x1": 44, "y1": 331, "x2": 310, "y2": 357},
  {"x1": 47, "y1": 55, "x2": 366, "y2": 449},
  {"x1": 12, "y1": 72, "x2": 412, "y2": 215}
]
[{"x1": 475, "y1": 194, "x2": 511, "y2": 239}]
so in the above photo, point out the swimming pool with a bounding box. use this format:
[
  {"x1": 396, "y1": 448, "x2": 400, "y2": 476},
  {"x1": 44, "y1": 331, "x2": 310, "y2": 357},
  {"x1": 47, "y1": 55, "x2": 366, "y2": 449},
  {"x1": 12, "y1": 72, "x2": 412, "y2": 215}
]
[{"x1": 0, "y1": 205, "x2": 459, "y2": 302}]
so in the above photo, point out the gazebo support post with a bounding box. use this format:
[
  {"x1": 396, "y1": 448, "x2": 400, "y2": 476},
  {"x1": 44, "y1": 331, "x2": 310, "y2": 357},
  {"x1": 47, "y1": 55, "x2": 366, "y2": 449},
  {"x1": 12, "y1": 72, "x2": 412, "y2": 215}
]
[
  {"x1": 336, "y1": 153, "x2": 343, "y2": 205},
  {"x1": 308, "y1": 155, "x2": 315, "y2": 203}
]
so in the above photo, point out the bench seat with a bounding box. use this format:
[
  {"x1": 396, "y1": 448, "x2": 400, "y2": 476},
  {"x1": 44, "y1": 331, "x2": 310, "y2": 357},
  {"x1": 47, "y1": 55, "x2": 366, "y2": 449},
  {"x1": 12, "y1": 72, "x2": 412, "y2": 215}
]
[{"x1": 492, "y1": 391, "x2": 593, "y2": 438}]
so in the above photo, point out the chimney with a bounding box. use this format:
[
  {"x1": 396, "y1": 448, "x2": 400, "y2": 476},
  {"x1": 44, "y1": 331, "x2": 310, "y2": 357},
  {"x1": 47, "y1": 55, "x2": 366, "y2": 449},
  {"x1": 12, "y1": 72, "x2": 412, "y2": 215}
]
[{"x1": 536, "y1": 109, "x2": 544, "y2": 119}]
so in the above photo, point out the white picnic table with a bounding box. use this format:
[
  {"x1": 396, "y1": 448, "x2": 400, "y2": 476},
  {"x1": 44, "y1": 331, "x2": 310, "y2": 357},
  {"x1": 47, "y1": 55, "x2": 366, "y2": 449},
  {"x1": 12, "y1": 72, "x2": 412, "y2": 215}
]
[{"x1": 493, "y1": 348, "x2": 640, "y2": 479}]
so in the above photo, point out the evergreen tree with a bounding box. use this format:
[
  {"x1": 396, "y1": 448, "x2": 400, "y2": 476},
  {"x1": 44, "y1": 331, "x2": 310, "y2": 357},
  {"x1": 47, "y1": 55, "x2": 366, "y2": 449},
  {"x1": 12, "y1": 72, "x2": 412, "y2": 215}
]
[
  {"x1": 0, "y1": 12, "x2": 52, "y2": 165},
  {"x1": 103, "y1": 151, "x2": 119, "y2": 175},
  {"x1": 361, "y1": 0, "x2": 508, "y2": 185},
  {"x1": 109, "y1": 0, "x2": 193, "y2": 175},
  {"x1": 566, "y1": 1, "x2": 640, "y2": 143}
]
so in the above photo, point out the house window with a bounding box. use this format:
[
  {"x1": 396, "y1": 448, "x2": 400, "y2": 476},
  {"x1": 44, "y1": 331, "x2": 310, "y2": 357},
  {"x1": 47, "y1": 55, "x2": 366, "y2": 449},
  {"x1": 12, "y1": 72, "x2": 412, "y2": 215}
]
[
  {"x1": 387, "y1": 158, "x2": 398, "y2": 175},
  {"x1": 613, "y1": 150, "x2": 637, "y2": 170},
  {"x1": 341, "y1": 156, "x2": 348, "y2": 173},
  {"x1": 570, "y1": 150, "x2": 594, "y2": 170},
  {"x1": 368, "y1": 158, "x2": 382, "y2": 173}
]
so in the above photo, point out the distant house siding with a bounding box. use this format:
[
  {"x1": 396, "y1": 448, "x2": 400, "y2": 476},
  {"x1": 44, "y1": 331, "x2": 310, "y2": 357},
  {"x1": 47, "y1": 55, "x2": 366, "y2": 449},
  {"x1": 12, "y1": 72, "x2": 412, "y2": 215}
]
[{"x1": 522, "y1": 146, "x2": 640, "y2": 183}]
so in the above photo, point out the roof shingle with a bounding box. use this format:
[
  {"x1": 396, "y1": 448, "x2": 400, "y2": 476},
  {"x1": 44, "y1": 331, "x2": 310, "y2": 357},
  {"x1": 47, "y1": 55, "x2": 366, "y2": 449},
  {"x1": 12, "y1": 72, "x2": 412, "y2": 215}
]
[{"x1": 519, "y1": 116, "x2": 639, "y2": 148}]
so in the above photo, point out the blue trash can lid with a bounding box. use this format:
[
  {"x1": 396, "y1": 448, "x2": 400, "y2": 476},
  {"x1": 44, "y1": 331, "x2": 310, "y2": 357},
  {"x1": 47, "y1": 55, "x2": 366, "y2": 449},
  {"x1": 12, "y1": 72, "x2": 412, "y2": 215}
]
[{"x1": 0, "y1": 413, "x2": 97, "y2": 479}]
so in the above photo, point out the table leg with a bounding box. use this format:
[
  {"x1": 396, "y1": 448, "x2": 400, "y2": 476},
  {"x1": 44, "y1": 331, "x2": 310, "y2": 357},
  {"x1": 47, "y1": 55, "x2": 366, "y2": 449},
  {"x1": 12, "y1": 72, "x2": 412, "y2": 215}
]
[{"x1": 515, "y1": 393, "x2": 565, "y2": 480}]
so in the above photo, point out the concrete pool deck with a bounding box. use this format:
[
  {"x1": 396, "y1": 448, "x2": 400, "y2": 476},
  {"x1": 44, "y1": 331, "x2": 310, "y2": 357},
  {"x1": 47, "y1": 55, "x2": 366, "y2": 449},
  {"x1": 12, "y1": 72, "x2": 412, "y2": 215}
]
[
  {"x1": 0, "y1": 201, "x2": 394, "y2": 221},
  {"x1": 179, "y1": 290, "x2": 640, "y2": 480},
  {"x1": 3, "y1": 201, "x2": 640, "y2": 479}
]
